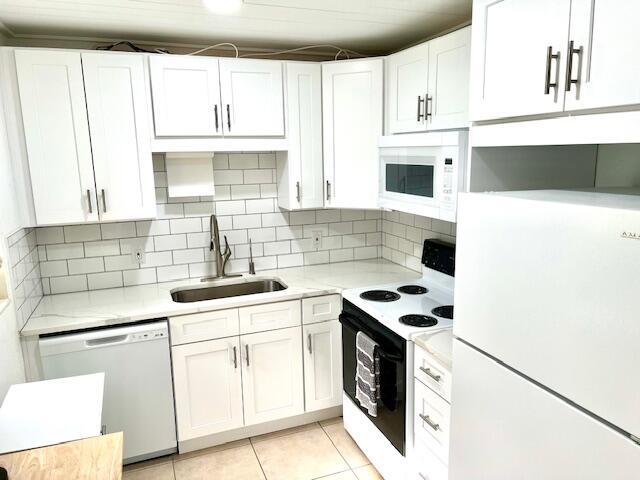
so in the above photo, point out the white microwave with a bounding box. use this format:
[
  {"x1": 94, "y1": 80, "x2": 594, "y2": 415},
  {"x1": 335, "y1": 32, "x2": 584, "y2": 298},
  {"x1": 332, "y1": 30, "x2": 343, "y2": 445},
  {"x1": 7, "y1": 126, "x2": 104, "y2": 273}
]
[{"x1": 378, "y1": 131, "x2": 468, "y2": 222}]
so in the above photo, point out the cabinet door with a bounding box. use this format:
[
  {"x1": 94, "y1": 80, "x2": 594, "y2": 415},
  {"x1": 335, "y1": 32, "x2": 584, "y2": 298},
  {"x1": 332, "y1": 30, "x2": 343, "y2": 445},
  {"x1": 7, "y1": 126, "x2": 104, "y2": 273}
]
[
  {"x1": 303, "y1": 320, "x2": 342, "y2": 411},
  {"x1": 322, "y1": 59, "x2": 383, "y2": 209},
  {"x1": 14, "y1": 50, "x2": 98, "y2": 225},
  {"x1": 282, "y1": 62, "x2": 323, "y2": 209},
  {"x1": 470, "y1": 0, "x2": 571, "y2": 121},
  {"x1": 82, "y1": 53, "x2": 155, "y2": 222},
  {"x1": 172, "y1": 337, "x2": 243, "y2": 441},
  {"x1": 385, "y1": 42, "x2": 429, "y2": 134},
  {"x1": 149, "y1": 55, "x2": 222, "y2": 137},
  {"x1": 219, "y1": 58, "x2": 284, "y2": 137},
  {"x1": 427, "y1": 26, "x2": 471, "y2": 130},
  {"x1": 241, "y1": 327, "x2": 304, "y2": 425},
  {"x1": 565, "y1": 0, "x2": 640, "y2": 111}
]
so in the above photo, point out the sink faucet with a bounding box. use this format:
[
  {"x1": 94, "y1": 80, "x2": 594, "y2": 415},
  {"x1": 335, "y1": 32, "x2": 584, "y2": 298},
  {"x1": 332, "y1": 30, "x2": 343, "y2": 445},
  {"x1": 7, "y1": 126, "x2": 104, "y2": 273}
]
[{"x1": 202, "y1": 214, "x2": 240, "y2": 282}]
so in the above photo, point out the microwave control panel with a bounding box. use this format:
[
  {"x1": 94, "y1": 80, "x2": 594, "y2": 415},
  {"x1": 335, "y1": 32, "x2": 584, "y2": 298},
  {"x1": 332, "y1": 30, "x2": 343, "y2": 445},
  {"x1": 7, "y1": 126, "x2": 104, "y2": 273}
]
[{"x1": 442, "y1": 157, "x2": 455, "y2": 206}]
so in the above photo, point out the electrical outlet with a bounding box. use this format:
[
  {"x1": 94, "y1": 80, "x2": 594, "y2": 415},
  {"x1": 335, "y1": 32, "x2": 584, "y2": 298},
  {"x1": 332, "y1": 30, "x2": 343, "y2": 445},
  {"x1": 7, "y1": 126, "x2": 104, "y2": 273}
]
[
  {"x1": 131, "y1": 248, "x2": 145, "y2": 265},
  {"x1": 312, "y1": 230, "x2": 322, "y2": 249}
]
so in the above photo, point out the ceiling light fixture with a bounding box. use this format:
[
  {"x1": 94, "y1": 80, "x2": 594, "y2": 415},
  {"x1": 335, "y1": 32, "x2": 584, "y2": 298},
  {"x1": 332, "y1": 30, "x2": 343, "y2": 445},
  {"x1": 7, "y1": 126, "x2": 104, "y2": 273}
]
[{"x1": 203, "y1": 0, "x2": 242, "y2": 14}]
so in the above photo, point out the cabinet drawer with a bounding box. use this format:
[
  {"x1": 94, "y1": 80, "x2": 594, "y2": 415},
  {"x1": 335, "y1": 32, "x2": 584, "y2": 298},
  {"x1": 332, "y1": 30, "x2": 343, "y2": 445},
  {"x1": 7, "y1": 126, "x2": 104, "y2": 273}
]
[
  {"x1": 414, "y1": 379, "x2": 450, "y2": 465},
  {"x1": 411, "y1": 441, "x2": 448, "y2": 480},
  {"x1": 170, "y1": 309, "x2": 239, "y2": 345},
  {"x1": 302, "y1": 295, "x2": 341, "y2": 324},
  {"x1": 239, "y1": 300, "x2": 301, "y2": 334},
  {"x1": 414, "y1": 345, "x2": 452, "y2": 402}
]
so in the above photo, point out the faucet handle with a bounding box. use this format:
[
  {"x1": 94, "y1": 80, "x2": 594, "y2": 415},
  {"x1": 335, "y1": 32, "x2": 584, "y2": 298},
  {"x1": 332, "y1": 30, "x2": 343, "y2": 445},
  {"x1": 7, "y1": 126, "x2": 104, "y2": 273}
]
[{"x1": 223, "y1": 235, "x2": 231, "y2": 256}]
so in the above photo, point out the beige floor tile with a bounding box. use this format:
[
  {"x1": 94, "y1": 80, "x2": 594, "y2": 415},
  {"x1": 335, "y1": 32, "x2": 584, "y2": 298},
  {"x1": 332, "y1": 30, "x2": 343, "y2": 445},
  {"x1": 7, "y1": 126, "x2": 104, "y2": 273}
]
[
  {"x1": 319, "y1": 416, "x2": 343, "y2": 427},
  {"x1": 314, "y1": 471, "x2": 358, "y2": 480},
  {"x1": 173, "y1": 438, "x2": 251, "y2": 462},
  {"x1": 123, "y1": 455, "x2": 174, "y2": 472},
  {"x1": 250, "y1": 421, "x2": 320, "y2": 443},
  {"x1": 123, "y1": 462, "x2": 175, "y2": 480},
  {"x1": 173, "y1": 444, "x2": 265, "y2": 480},
  {"x1": 322, "y1": 422, "x2": 370, "y2": 468},
  {"x1": 353, "y1": 465, "x2": 383, "y2": 480},
  {"x1": 252, "y1": 426, "x2": 349, "y2": 480}
]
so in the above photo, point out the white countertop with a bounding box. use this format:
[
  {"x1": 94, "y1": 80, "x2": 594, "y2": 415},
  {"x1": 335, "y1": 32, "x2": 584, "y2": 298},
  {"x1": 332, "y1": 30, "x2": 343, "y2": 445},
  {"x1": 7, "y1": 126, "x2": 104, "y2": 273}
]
[
  {"x1": 0, "y1": 373, "x2": 104, "y2": 454},
  {"x1": 22, "y1": 259, "x2": 420, "y2": 337},
  {"x1": 412, "y1": 328, "x2": 453, "y2": 371}
]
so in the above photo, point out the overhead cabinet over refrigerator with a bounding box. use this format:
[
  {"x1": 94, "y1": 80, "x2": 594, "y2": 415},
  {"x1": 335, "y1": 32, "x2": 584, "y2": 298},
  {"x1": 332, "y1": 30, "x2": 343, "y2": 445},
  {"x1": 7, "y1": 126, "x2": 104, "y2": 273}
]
[
  {"x1": 14, "y1": 49, "x2": 155, "y2": 225},
  {"x1": 149, "y1": 55, "x2": 285, "y2": 137},
  {"x1": 471, "y1": 0, "x2": 640, "y2": 122}
]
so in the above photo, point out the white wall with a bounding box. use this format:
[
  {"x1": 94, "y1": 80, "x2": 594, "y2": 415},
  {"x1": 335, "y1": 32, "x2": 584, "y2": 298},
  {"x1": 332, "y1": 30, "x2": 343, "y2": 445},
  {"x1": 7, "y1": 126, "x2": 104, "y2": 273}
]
[{"x1": 595, "y1": 144, "x2": 640, "y2": 187}]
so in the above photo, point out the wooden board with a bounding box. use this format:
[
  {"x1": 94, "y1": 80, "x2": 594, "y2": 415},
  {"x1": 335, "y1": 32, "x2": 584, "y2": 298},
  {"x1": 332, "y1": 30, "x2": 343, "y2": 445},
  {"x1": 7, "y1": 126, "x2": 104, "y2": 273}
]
[{"x1": 0, "y1": 433, "x2": 123, "y2": 480}]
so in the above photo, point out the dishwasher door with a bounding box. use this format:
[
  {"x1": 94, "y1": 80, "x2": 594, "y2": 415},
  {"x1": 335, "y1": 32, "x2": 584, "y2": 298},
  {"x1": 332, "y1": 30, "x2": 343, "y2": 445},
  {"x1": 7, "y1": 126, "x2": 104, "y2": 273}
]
[{"x1": 39, "y1": 320, "x2": 177, "y2": 463}]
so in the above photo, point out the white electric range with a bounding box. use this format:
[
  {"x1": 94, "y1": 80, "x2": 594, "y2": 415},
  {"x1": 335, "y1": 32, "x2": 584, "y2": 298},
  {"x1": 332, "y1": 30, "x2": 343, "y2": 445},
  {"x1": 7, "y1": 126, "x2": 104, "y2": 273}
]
[{"x1": 339, "y1": 239, "x2": 455, "y2": 480}]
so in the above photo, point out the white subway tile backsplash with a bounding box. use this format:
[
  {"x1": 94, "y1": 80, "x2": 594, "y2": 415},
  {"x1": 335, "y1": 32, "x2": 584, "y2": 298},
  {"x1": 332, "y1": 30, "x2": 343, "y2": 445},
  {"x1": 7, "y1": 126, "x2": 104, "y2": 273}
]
[
  {"x1": 101, "y1": 222, "x2": 136, "y2": 240},
  {"x1": 304, "y1": 250, "x2": 329, "y2": 265},
  {"x1": 46, "y1": 243, "x2": 84, "y2": 260},
  {"x1": 170, "y1": 217, "x2": 202, "y2": 234},
  {"x1": 212, "y1": 154, "x2": 229, "y2": 170},
  {"x1": 260, "y1": 184, "x2": 277, "y2": 198},
  {"x1": 229, "y1": 153, "x2": 259, "y2": 169},
  {"x1": 123, "y1": 268, "x2": 157, "y2": 286},
  {"x1": 212, "y1": 185, "x2": 231, "y2": 201},
  {"x1": 353, "y1": 220, "x2": 377, "y2": 234},
  {"x1": 246, "y1": 198, "x2": 275, "y2": 214},
  {"x1": 277, "y1": 253, "x2": 303, "y2": 268},
  {"x1": 120, "y1": 237, "x2": 154, "y2": 254},
  {"x1": 329, "y1": 222, "x2": 353, "y2": 235},
  {"x1": 145, "y1": 251, "x2": 173, "y2": 267},
  {"x1": 316, "y1": 209, "x2": 341, "y2": 223},
  {"x1": 303, "y1": 224, "x2": 328, "y2": 238},
  {"x1": 254, "y1": 256, "x2": 278, "y2": 270},
  {"x1": 213, "y1": 170, "x2": 243, "y2": 185},
  {"x1": 216, "y1": 200, "x2": 246, "y2": 216},
  {"x1": 244, "y1": 169, "x2": 272, "y2": 184},
  {"x1": 330, "y1": 248, "x2": 354, "y2": 263},
  {"x1": 276, "y1": 225, "x2": 303, "y2": 241},
  {"x1": 258, "y1": 153, "x2": 276, "y2": 168},
  {"x1": 219, "y1": 229, "x2": 248, "y2": 245},
  {"x1": 341, "y1": 210, "x2": 366, "y2": 221},
  {"x1": 290, "y1": 238, "x2": 315, "y2": 253},
  {"x1": 40, "y1": 260, "x2": 68, "y2": 277},
  {"x1": 85, "y1": 240, "x2": 121, "y2": 257},
  {"x1": 157, "y1": 264, "x2": 189, "y2": 282},
  {"x1": 154, "y1": 234, "x2": 187, "y2": 251},
  {"x1": 343, "y1": 234, "x2": 366, "y2": 248},
  {"x1": 36, "y1": 227, "x2": 64, "y2": 245},
  {"x1": 156, "y1": 203, "x2": 184, "y2": 219},
  {"x1": 173, "y1": 248, "x2": 205, "y2": 265},
  {"x1": 154, "y1": 171, "x2": 168, "y2": 187},
  {"x1": 290, "y1": 210, "x2": 316, "y2": 225},
  {"x1": 104, "y1": 254, "x2": 139, "y2": 272},
  {"x1": 184, "y1": 202, "x2": 214, "y2": 217},
  {"x1": 262, "y1": 212, "x2": 289, "y2": 227},
  {"x1": 187, "y1": 232, "x2": 210, "y2": 249},
  {"x1": 354, "y1": 246, "x2": 378, "y2": 260},
  {"x1": 188, "y1": 262, "x2": 216, "y2": 278},
  {"x1": 264, "y1": 241, "x2": 291, "y2": 256},
  {"x1": 233, "y1": 214, "x2": 262, "y2": 230},
  {"x1": 68, "y1": 257, "x2": 104, "y2": 275},
  {"x1": 231, "y1": 184, "x2": 261, "y2": 200},
  {"x1": 247, "y1": 227, "x2": 276, "y2": 243},
  {"x1": 88, "y1": 271, "x2": 123, "y2": 290},
  {"x1": 64, "y1": 224, "x2": 101, "y2": 242},
  {"x1": 50, "y1": 275, "x2": 88, "y2": 294}
]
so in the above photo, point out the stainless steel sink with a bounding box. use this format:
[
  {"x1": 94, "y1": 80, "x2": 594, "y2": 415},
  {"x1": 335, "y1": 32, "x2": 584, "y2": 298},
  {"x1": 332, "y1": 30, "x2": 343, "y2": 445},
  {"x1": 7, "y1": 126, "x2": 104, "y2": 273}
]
[{"x1": 170, "y1": 279, "x2": 287, "y2": 303}]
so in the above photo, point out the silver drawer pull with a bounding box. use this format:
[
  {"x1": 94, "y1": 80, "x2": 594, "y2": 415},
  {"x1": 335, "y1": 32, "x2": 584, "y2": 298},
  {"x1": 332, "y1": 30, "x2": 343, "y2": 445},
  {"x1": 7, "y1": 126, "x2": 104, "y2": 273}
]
[
  {"x1": 232, "y1": 346, "x2": 237, "y2": 369},
  {"x1": 245, "y1": 344, "x2": 250, "y2": 367},
  {"x1": 419, "y1": 413, "x2": 440, "y2": 431},
  {"x1": 87, "y1": 189, "x2": 93, "y2": 213},
  {"x1": 420, "y1": 366, "x2": 441, "y2": 382}
]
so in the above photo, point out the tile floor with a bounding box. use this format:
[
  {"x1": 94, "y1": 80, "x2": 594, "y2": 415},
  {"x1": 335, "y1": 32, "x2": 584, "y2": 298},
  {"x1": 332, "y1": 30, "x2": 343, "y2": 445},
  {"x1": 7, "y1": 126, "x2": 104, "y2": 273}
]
[{"x1": 123, "y1": 417, "x2": 383, "y2": 480}]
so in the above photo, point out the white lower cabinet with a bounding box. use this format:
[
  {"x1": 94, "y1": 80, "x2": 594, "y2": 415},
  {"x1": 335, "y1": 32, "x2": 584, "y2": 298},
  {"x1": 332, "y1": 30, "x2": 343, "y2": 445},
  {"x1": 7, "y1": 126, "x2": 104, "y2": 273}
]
[
  {"x1": 241, "y1": 326, "x2": 304, "y2": 425},
  {"x1": 172, "y1": 337, "x2": 244, "y2": 441},
  {"x1": 303, "y1": 320, "x2": 342, "y2": 411}
]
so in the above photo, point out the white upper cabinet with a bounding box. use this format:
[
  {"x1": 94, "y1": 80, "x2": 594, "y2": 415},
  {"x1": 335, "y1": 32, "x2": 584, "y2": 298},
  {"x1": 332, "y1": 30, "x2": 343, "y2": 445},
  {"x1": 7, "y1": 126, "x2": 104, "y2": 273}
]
[
  {"x1": 277, "y1": 62, "x2": 324, "y2": 210},
  {"x1": 241, "y1": 327, "x2": 304, "y2": 426},
  {"x1": 14, "y1": 50, "x2": 98, "y2": 225},
  {"x1": 81, "y1": 53, "x2": 155, "y2": 221},
  {"x1": 427, "y1": 26, "x2": 471, "y2": 130},
  {"x1": 564, "y1": 0, "x2": 640, "y2": 112},
  {"x1": 149, "y1": 55, "x2": 222, "y2": 137},
  {"x1": 322, "y1": 59, "x2": 383, "y2": 209},
  {"x1": 470, "y1": 0, "x2": 571, "y2": 121},
  {"x1": 219, "y1": 58, "x2": 285, "y2": 137},
  {"x1": 386, "y1": 42, "x2": 430, "y2": 134}
]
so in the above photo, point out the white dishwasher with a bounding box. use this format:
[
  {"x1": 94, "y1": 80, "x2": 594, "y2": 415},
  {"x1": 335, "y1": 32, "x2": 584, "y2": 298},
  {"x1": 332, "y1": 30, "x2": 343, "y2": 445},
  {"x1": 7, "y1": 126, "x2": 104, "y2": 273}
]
[{"x1": 39, "y1": 320, "x2": 177, "y2": 463}]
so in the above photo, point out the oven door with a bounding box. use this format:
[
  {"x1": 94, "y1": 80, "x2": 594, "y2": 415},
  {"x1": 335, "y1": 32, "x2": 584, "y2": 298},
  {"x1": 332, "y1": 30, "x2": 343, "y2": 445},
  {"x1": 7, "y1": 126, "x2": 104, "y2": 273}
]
[{"x1": 340, "y1": 299, "x2": 406, "y2": 455}]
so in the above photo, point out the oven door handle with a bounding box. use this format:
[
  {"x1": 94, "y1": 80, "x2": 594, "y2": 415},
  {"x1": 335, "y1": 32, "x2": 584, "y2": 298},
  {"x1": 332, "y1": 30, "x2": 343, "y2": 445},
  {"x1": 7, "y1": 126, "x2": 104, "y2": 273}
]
[
  {"x1": 376, "y1": 347, "x2": 403, "y2": 363},
  {"x1": 340, "y1": 313, "x2": 404, "y2": 364}
]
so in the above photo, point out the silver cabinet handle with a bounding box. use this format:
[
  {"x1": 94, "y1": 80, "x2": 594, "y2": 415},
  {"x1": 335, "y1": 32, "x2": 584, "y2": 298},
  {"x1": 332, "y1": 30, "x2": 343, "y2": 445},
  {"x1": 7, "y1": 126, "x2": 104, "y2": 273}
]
[
  {"x1": 101, "y1": 189, "x2": 107, "y2": 213},
  {"x1": 419, "y1": 366, "x2": 441, "y2": 382},
  {"x1": 87, "y1": 189, "x2": 93, "y2": 214},
  {"x1": 232, "y1": 345, "x2": 237, "y2": 369},
  {"x1": 544, "y1": 46, "x2": 560, "y2": 94},
  {"x1": 245, "y1": 344, "x2": 250, "y2": 367},
  {"x1": 214, "y1": 105, "x2": 219, "y2": 132},
  {"x1": 226, "y1": 104, "x2": 231, "y2": 131},
  {"x1": 419, "y1": 413, "x2": 440, "y2": 431},
  {"x1": 417, "y1": 95, "x2": 425, "y2": 121},
  {"x1": 426, "y1": 94, "x2": 433, "y2": 121},
  {"x1": 326, "y1": 180, "x2": 331, "y2": 201},
  {"x1": 307, "y1": 333, "x2": 312, "y2": 354},
  {"x1": 296, "y1": 181, "x2": 301, "y2": 203},
  {"x1": 565, "y1": 40, "x2": 582, "y2": 92}
]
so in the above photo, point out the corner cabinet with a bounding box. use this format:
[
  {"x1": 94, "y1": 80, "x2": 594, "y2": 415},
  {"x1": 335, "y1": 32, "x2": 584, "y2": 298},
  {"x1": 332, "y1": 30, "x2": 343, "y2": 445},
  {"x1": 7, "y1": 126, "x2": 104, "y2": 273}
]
[
  {"x1": 385, "y1": 26, "x2": 471, "y2": 134},
  {"x1": 322, "y1": 58, "x2": 383, "y2": 209},
  {"x1": 149, "y1": 55, "x2": 284, "y2": 138},
  {"x1": 277, "y1": 62, "x2": 324, "y2": 210},
  {"x1": 14, "y1": 49, "x2": 155, "y2": 225}
]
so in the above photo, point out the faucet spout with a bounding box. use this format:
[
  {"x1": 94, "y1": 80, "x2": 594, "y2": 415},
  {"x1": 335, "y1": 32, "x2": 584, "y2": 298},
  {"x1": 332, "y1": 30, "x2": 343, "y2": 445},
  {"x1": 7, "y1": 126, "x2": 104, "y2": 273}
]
[{"x1": 203, "y1": 214, "x2": 240, "y2": 282}]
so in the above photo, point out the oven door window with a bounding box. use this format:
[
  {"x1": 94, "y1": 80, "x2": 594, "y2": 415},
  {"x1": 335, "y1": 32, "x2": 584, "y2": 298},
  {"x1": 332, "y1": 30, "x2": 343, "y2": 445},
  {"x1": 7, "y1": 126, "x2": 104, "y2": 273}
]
[{"x1": 385, "y1": 163, "x2": 434, "y2": 198}]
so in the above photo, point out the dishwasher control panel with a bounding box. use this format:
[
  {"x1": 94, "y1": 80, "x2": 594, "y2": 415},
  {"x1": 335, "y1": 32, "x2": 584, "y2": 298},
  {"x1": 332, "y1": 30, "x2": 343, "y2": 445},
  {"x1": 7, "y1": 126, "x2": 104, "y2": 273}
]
[{"x1": 130, "y1": 329, "x2": 167, "y2": 342}]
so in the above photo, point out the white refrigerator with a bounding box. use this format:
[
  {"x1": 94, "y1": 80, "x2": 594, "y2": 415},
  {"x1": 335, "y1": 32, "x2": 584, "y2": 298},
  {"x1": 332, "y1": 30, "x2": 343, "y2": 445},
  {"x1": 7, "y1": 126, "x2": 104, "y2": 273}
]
[{"x1": 450, "y1": 190, "x2": 640, "y2": 479}]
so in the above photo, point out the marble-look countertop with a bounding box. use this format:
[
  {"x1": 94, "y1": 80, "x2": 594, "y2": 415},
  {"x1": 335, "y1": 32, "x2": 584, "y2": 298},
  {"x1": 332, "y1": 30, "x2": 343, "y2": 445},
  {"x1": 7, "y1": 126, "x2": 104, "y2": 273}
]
[
  {"x1": 412, "y1": 328, "x2": 453, "y2": 371},
  {"x1": 22, "y1": 259, "x2": 420, "y2": 337}
]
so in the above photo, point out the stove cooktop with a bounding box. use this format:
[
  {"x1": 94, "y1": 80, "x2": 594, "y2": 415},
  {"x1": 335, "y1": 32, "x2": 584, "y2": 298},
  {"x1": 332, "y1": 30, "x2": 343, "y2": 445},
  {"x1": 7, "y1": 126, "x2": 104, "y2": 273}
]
[
  {"x1": 431, "y1": 305, "x2": 453, "y2": 320},
  {"x1": 359, "y1": 290, "x2": 401, "y2": 302},
  {"x1": 397, "y1": 285, "x2": 428, "y2": 295},
  {"x1": 399, "y1": 314, "x2": 438, "y2": 327}
]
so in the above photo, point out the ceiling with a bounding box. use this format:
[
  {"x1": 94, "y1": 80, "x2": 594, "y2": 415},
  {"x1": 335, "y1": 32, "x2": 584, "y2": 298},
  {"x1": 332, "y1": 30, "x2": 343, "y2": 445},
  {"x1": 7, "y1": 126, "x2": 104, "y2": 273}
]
[{"x1": 0, "y1": 0, "x2": 472, "y2": 55}]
